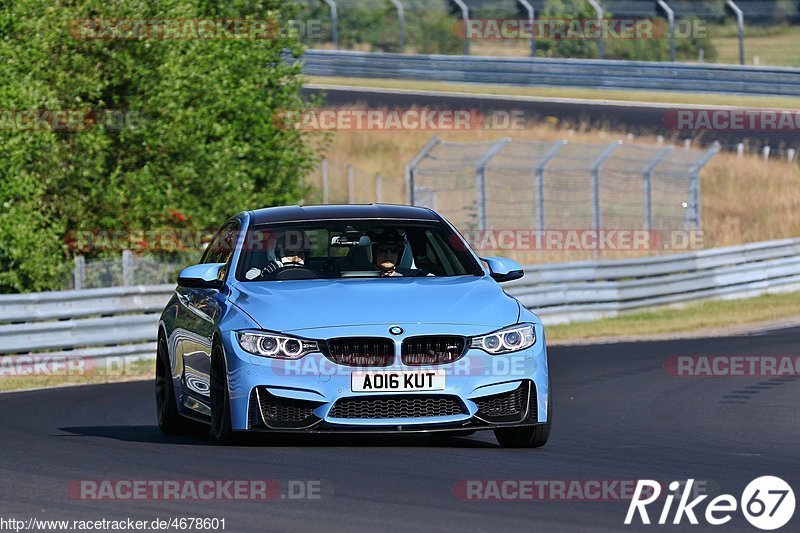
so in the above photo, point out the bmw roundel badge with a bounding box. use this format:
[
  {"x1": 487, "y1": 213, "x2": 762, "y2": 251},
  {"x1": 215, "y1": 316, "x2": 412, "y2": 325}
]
[{"x1": 389, "y1": 326, "x2": 404, "y2": 335}]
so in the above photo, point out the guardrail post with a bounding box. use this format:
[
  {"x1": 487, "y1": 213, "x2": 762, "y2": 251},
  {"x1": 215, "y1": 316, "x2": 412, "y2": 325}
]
[
  {"x1": 388, "y1": 0, "x2": 406, "y2": 50},
  {"x1": 375, "y1": 173, "x2": 383, "y2": 202},
  {"x1": 122, "y1": 250, "x2": 134, "y2": 286},
  {"x1": 73, "y1": 255, "x2": 85, "y2": 291},
  {"x1": 406, "y1": 135, "x2": 442, "y2": 205},
  {"x1": 517, "y1": 0, "x2": 536, "y2": 57},
  {"x1": 347, "y1": 164, "x2": 355, "y2": 204},
  {"x1": 475, "y1": 138, "x2": 512, "y2": 231},
  {"x1": 591, "y1": 141, "x2": 622, "y2": 232},
  {"x1": 657, "y1": 0, "x2": 675, "y2": 62},
  {"x1": 642, "y1": 147, "x2": 673, "y2": 230},
  {"x1": 321, "y1": 157, "x2": 329, "y2": 204},
  {"x1": 726, "y1": 0, "x2": 745, "y2": 65},
  {"x1": 535, "y1": 140, "x2": 567, "y2": 230},
  {"x1": 451, "y1": 0, "x2": 470, "y2": 55},
  {"x1": 686, "y1": 142, "x2": 720, "y2": 229},
  {"x1": 321, "y1": 0, "x2": 339, "y2": 49},
  {"x1": 587, "y1": 0, "x2": 605, "y2": 59}
]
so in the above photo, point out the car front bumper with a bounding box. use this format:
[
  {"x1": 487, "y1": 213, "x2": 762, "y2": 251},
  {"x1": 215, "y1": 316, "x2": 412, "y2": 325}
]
[{"x1": 221, "y1": 323, "x2": 550, "y2": 432}]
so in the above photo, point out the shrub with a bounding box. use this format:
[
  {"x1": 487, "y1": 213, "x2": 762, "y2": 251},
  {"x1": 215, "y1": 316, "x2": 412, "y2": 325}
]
[{"x1": 0, "y1": 0, "x2": 322, "y2": 293}]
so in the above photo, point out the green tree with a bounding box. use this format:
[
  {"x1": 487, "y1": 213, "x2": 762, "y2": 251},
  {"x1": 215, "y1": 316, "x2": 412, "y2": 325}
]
[{"x1": 0, "y1": 0, "x2": 322, "y2": 293}]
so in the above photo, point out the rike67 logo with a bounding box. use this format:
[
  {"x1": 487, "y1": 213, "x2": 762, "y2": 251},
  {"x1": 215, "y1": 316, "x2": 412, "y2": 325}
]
[{"x1": 626, "y1": 477, "x2": 795, "y2": 530}]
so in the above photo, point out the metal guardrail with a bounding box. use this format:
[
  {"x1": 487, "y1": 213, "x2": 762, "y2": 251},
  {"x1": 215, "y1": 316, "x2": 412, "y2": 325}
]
[
  {"x1": 506, "y1": 238, "x2": 800, "y2": 323},
  {"x1": 1, "y1": 238, "x2": 800, "y2": 360},
  {"x1": 298, "y1": 49, "x2": 800, "y2": 97},
  {"x1": 0, "y1": 285, "x2": 173, "y2": 360}
]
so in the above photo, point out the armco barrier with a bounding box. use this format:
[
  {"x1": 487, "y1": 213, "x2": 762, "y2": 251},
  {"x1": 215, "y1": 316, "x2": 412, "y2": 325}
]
[
  {"x1": 297, "y1": 49, "x2": 800, "y2": 97},
  {"x1": 1, "y1": 238, "x2": 800, "y2": 361},
  {"x1": 506, "y1": 238, "x2": 800, "y2": 323}
]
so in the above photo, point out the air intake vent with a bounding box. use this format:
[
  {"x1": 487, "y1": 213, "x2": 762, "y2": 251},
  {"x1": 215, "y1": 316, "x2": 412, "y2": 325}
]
[
  {"x1": 474, "y1": 381, "x2": 535, "y2": 423},
  {"x1": 329, "y1": 395, "x2": 466, "y2": 419}
]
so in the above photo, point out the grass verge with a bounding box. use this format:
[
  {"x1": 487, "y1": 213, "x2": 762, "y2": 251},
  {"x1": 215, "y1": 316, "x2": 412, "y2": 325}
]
[
  {"x1": 307, "y1": 76, "x2": 800, "y2": 109},
  {"x1": 546, "y1": 290, "x2": 800, "y2": 343},
  {"x1": 713, "y1": 25, "x2": 800, "y2": 68}
]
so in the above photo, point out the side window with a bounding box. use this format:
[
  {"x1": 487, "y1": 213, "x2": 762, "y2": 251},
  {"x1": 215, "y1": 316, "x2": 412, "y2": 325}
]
[{"x1": 201, "y1": 221, "x2": 240, "y2": 269}]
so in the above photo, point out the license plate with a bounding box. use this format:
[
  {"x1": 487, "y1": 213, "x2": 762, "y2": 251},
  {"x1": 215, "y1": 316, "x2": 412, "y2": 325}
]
[{"x1": 351, "y1": 370, "x2": 446, "y2": 393}]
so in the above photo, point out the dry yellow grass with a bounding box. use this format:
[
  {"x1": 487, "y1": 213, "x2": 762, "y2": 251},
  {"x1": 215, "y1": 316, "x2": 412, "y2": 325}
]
[{"x1": 306, "y1": 110, "x2": 800, "y2": 263}]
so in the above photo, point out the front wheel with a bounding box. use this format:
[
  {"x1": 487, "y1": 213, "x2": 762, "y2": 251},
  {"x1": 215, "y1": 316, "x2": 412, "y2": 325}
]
[{"x1": 210, "y1": 344, "x2": 241, "y2": 445}]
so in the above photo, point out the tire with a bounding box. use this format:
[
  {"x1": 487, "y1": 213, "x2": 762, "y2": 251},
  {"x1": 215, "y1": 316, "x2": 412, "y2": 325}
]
[
  {"x1": 210, "y1": 343, "x2": 242, "y2": 445},
  {"x1": 494, "y1": 377, "x2": 552, "y2": 448},
  {"x1": 156, "y1": 335, "x2": 204, "y2": 435}
]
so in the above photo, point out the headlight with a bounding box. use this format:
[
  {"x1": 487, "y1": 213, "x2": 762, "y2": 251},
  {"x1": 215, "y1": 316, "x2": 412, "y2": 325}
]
[
  {"x1": 470, "y1": 324, "x2": 536, "y2": 354},
  {"x1": 237, "y1": 331, "x2": 318, "y2": 359}
]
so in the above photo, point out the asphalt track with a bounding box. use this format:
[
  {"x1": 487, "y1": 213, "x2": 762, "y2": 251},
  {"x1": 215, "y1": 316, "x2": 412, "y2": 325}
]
[
  {"x1": 302, "y1": 85, "x2": 800, "y2": 153},
  {"x1": 1, "y1": 326, "x2": 799, "y2": 532}
]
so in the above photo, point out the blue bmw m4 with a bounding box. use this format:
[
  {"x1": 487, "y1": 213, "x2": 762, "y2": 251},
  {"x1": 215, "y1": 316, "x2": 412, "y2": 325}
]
[{"x1": 156, "y1": 204, "x2": 551, "y2": 447}]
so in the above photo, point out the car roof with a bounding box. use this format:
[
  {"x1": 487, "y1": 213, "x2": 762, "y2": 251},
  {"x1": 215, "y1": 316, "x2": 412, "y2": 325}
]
[{"x1": 248, "y1": 204, "x2": 441, "y2": 225}]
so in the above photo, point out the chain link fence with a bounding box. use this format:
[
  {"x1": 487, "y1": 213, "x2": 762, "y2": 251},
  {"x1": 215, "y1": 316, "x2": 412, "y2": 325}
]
[
  {"x1": 69, "y1": 251, "x2": 195, "y2": 290},
  {"x1": 405, "y1": 135, "x2": 718, "y2": 234}
]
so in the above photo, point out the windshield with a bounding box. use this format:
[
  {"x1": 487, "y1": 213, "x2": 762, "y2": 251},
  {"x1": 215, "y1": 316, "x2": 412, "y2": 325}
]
[{"x1": 235, "y1": 219, "x2": 483, "y2": 281}]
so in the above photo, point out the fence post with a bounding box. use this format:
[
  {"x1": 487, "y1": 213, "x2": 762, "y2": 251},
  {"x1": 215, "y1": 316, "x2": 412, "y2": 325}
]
[
  {"x1": 475, "y1": 138, "x2": 511, "y2": 231},
  {"x1": 375, "y1": 173, "x2": 383, "y2": 203},
  {"x1": 591, "y1": 141, "x2": 622, "y2": 232},
  {"x1": 517, "y1": 0, "x2": 536, "y2": 57},
  {"x1": 406, "y1": 135, "x2": 442, "y2": 205},
  {"x1": 388, "y1": 0, "x2": 405, "y2": 50},
  {"x1": 321, "y1": 157, "x2": 329, "y2": 204},
  {"x1": 535, "y1": 140, "x2": 567, "y2": 230},
  {"x1": 587, "y1": 0, "x2": 605, "y2": 59},
  {"x1": 73, "y1": 255, "x2": 85, "y2": 290},
  {"x1": 726, "y1": 1, "x2": 745, "y2": 65},
  {"x1": 451, "y1": 0, "x2": 470, "y2": 55},
  {"x1": 687, "y1": 142, "x2": 720, "y2": 229},
  {"x1": 642, "y1": 147, "x2": 673, "y2": 230},
  {"x1": 657, "y1": 0, "x2": 675, "y2": 62},
  {"x1": 122, "y1": 250, "x2": 134, "y2": 286},
  {"x1": 322, "y1": 0, "x2": 338, "y2": 49},
  {"x1": 347, "y1": 164, "x2": 355, "y2": 204}
]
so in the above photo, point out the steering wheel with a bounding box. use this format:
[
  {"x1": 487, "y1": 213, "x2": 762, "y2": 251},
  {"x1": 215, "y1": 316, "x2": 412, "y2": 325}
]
[{"x1": 273, "y1": 264, "x2": 318, "y2": 280}]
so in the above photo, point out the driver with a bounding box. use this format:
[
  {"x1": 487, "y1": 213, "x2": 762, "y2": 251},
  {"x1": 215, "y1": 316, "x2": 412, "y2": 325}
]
[
  {"x1": 371, "y1": 230, "x2": 406, "y2": 277},
  {"x1": 244, "y1": 231, "x2": 309, "y2": 280},
  {"x1": 264, "y1": 232, "x2": 308, "y2": 275}
]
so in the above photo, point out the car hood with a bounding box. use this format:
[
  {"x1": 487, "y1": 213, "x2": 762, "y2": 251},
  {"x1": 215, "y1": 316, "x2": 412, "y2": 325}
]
[{"x1": 230, "y1": 276, "x2": 520, "y2": 332}]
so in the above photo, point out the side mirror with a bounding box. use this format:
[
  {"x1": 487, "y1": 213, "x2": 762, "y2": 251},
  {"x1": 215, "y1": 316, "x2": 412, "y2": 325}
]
[
  {"x1": 481, "y1": 257, "x2": 524, "y2": 283},
  {"x1": 177, "y1": 263, "x2": 226, "y2": 289}
]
